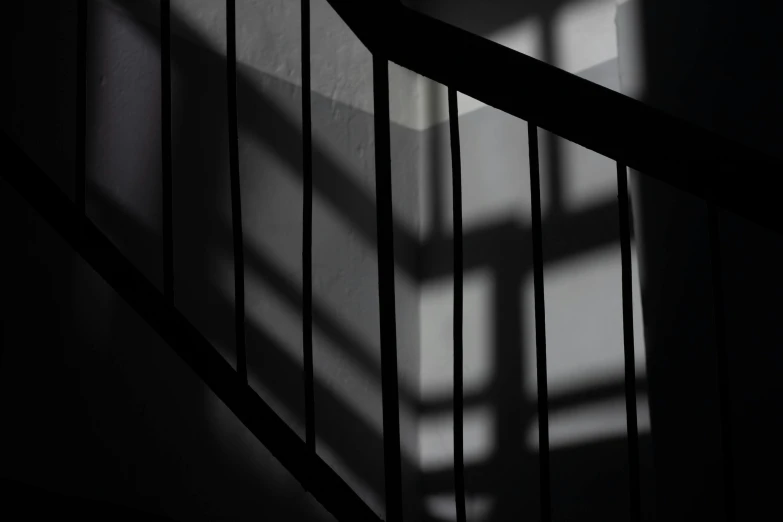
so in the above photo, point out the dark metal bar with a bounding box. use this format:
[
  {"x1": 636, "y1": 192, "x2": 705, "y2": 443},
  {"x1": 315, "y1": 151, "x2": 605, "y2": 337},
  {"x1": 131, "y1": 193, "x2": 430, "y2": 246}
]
[
  {"x1": 708, "y1": 200, "x2": 735, "y2": 522},
  {"x1": 76, "y1": 0, "x2": 87, "y2": 217},
  {"x1": 324, "y1": 0, "x2": 783, "y2": 238},
  {"x1": 372, "y1": 54, "x2": 403, "y2": 522},
  {"x1": 448, "y1": 87, "x2": 466, "y2": 522},
  {"x1": 161, "y1": 0, "x2": 174, "y2": 303},
  {"x1": 617, "y1": 163, "x2": 640, "y2": 522},
  {"x1": 301, "y1": 0, "x2": 316, "y2": 456},
  {"x1": 1, "y1": 135, "x2": 382, "y2": 522},
  {"x1": 226, "y1": 0, "x2": 247, "y2": 382},
  {"x1": 528, "y1": 121, "x2": 551, "y2": 522}
]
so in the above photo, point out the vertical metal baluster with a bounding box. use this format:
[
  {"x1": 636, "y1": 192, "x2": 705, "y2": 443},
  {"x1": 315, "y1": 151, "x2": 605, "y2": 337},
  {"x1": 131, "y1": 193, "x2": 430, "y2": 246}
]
[
  {"x1": 302, "y1": 0, "x2": 316, "y2": 458},
  {"x1": 372, "y1": 54, "x2": 402, "y2": 522},
  {"x1": 528, "y1": 121, "x2": 551, "y2": 522},
  {"x1": 161, "y1": 0, "x2": 174, "y2": 303},
  {"x1": 226, "y1": 0, "x2": 247, "y2": 383},
  {"x1": 448, "y1": 87, "x2": 467, "y2": 522},
  {"x1": 617, "y1": 163, "x2": 641, "y2": 522}
]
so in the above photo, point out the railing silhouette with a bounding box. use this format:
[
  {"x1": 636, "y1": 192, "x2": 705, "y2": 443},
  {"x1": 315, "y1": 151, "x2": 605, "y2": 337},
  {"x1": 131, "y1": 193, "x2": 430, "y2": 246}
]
[
  {"x1": 4, "y1": 1, "x2": 783, "y2": 521},
  {"x1": 320, "y1": 2, "x2": 782, "y2": 521}
]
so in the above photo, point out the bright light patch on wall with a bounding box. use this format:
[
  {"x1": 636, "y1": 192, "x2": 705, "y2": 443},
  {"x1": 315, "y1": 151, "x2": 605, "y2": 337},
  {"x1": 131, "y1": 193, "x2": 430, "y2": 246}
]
[
  {"x1": 527, "y1": 395, "x2": 650, "y2": 450},
  {"x1": 552, "y1": 0, "x2": 619, "y2": 73},
  {"x1": 419, "y1": 407, "x2": 495, "y2": 471},
  {"x1": 426, "y1": 494, "x2": 494, "y2": 522},
  {"x1": 441, "y1": 110, "x2": 536, "y2": 232},
  {"x1": 522, "y1": 242, "x2": 647, "y2": 398},
  {"x1": 615, "y1": 0, "x2": 647, "y2": 99},
  {"x1": 420, "y1": 270, "x2": 493, "y2": 400}
]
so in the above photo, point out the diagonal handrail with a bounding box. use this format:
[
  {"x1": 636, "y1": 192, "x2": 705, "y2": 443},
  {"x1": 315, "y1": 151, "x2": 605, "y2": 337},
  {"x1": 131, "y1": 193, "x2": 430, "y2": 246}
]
[
  {"x1": 10, "y1": 3, "x2": 774, "y2": 520},
  {"x1": 326, "y1": 0, "x2": 783, "y2": 236},
  {"x1": 0, "y1": 132, "x2": 382, "y2": 522}
]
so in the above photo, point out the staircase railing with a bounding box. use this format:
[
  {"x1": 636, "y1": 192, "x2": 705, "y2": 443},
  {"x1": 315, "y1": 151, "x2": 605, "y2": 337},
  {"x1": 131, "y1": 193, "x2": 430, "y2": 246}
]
[
  {"x1": 327, "y1": 0, "x2": 783, "y2": 236},
  {"x1": 5, "y1": 1, "x2": 781, "y2": 521},
  {"x1": 0, "y1": 134, "x2": 382, "y2": 522},
  {"x1": 321, "y1": 2, "x2": 782, "y2": 522}
]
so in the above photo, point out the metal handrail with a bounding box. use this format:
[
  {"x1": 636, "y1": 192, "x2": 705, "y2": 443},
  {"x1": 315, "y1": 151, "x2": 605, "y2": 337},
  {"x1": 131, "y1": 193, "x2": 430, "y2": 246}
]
[{"x1": 326, "y1": 0, "x2": 783, "y2": 237}]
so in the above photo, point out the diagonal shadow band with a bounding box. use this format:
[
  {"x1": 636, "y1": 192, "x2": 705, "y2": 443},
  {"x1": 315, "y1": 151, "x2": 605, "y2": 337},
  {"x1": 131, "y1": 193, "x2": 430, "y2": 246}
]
[
  {"x1": 85, "y1": 180, "x2": 405, "y2": 503},
  {"x1": 0, "y1": 134, "x2": 382, "y2": 522}
]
